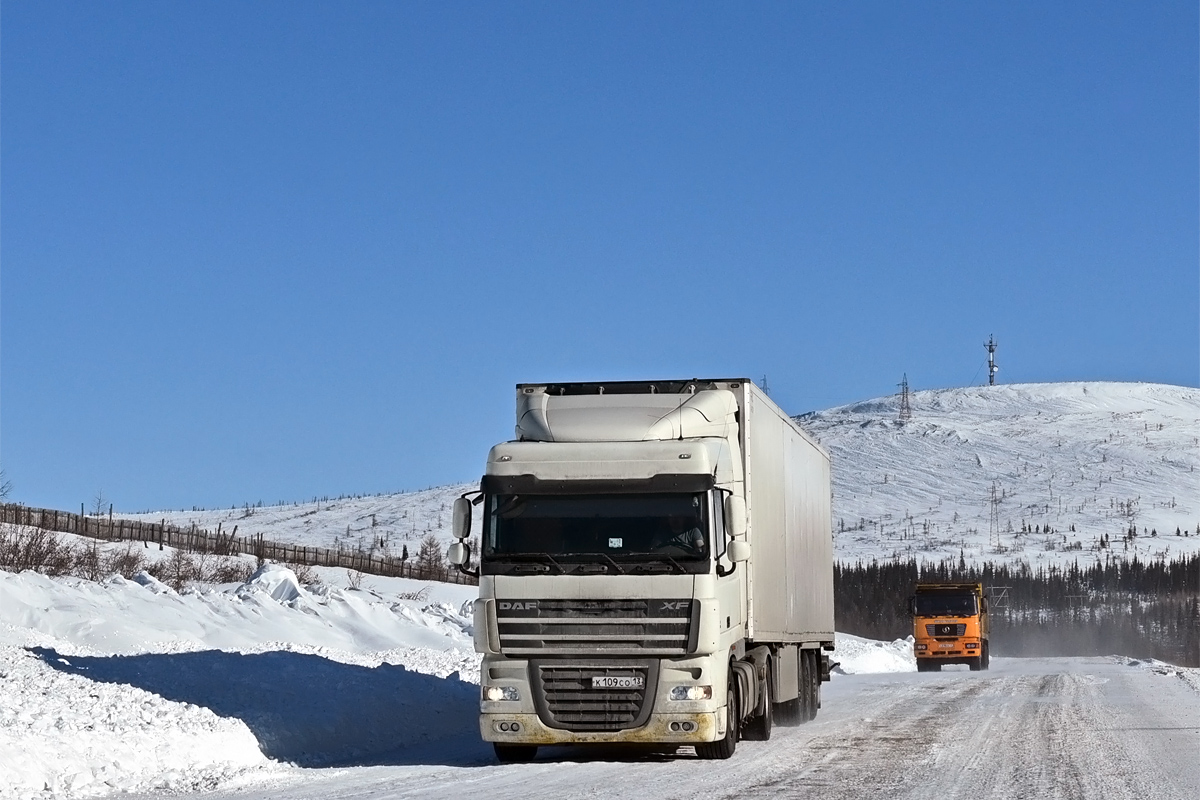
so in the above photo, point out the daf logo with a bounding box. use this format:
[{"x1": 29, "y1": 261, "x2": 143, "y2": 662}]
[
  {"x1": 659, "y1": 601, "x2": 687, "y2": 611},
  {"x1": 498, "y1": 601, "x2": 538, "y2": 611}
]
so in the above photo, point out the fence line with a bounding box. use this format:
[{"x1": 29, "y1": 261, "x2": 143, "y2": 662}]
[{"x1": 0, "y1": 503, "x2": 476, "y2": 586}]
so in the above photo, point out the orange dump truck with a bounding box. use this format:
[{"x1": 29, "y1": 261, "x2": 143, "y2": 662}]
[{"x1": 909, "y1": 583, "x2": 989, "y2": 672}]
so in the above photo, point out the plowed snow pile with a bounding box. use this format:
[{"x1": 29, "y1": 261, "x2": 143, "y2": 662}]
[
  {"x1": 0, "y1": 562, "x2": 480, "y2": 800},
  {"x1": 831, "y1": 633, "x2": 916, "y2": 674}
]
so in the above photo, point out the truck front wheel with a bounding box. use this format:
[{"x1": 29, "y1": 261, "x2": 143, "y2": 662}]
[
  {"x1": 493, "y1": 744, "x2": 537, "y2": 763},
  {"x1": 697, "y1": 669, "x2": 740, "y2": 759}
]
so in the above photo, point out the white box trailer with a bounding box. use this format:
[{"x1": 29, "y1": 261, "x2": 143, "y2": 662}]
[
  {"x1": 450, "y1": 378, "x2": 835, "y2": 762},
  {"x1": 740, "y1": 381, "x2": 835, "y2": 643}
]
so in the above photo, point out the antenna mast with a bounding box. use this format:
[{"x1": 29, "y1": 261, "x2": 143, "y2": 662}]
[
  {"x1": 985, "y1": 335, "x2": 999, "y2": 386},
  {"x1": 897, "y1": 374, "x2": 912, "y2": 422}
]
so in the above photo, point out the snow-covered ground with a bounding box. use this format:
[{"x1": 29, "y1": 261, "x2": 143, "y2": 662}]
[
  {"x1": 0, "y1": 551, "x2": 480, "y2": 799},
  {"x1": 121, "y1": 382, "x2": 1199, "y2": 569},
  {"x1": 0, "y1": 546, "x2": 918, "y2": 800}
]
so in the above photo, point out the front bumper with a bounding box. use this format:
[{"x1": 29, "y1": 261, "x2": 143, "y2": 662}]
[
  {"x1": 482, "y1": 709, "x2": 724, "y2": 745},
  {"x1": 915, "y1": 638, "x2": 982, "y2": 661}
]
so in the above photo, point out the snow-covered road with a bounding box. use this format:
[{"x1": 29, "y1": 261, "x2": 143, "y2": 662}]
[{"x1": 178, "y1": 656, "x2": 1200, "y2": 800}]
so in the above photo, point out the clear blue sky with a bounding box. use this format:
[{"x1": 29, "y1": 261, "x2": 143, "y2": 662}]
[{"x1": 3, "y1": 1, "x2": 1197, "y2": 512}]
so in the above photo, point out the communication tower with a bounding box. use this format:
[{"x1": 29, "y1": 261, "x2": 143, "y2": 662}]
[
  {"x1": 985, "y1": 335, "x2": 999, "y2": 386},
  {"x1": 897, "y1": 374, "x2": 912, "y2": 422}
]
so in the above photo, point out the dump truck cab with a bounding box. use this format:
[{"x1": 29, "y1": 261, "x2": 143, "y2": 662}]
[{"x1": 909, "y1": 582, "x2": 989, "y2": 672}]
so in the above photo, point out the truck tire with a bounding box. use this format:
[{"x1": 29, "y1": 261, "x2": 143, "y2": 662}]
[
  {"x1": 803, "y1": 650, "x2": 819, "y2": 722},
  {"x1": 813, "y1": 652, "x2": 822, "y2": 713},
  {"x1": 743, "y1": 661, "x2": 773, "y2": 741},
  {"x1": 796, "y1": 652, "x2": 816, "y2": 724},
  {"x1": 982, "y1": 641, "x2": 990, "y2": 670},
  {"x1": 697, "y1": 670, "x2": 740, "y2": 760},
  {"x1": 916, "y1": 660, "x2": 940, "y2": 673},
  {"x1": 493, "y1": 744, "x2": 537, "y2": 763}
]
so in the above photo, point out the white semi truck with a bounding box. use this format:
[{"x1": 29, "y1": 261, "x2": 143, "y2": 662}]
[{"x1": 449, "y1": 379, "x2": 835, "y2": 761}]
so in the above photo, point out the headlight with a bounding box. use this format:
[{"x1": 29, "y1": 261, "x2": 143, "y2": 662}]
[
  {"x1": 669, "y1": 685, "x2": 712, "y2": 701},
  {"x1": 484, "y1": 686, "x2": 520, "y2": 702}
]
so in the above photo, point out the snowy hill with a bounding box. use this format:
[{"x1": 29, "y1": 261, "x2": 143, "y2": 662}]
[
  {"x1": 800, "y1": 381, "x2": 1200, "y2": 567},
  {"x1": 124, "y1": 382, "x2": 1199, "y2": 569}
]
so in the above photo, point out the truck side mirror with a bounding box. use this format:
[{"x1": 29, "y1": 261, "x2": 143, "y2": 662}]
[
  {"x1": 907, "y1": 597, "x2": 916, "y2": 616},
  {"x1": 724, "y1": 495, "x2": 747, "y2": 538},
  {"x1": 728, "y1": 539, "x2": 750, "y2": 563},
  {"x1": 452, "y1": 497, "x2": 472, "y2": 540},
  {"x1": 447, "y1": 541, "x2": 468, "y2": 566}
]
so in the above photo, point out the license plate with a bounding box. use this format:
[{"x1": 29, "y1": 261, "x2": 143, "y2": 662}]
[
  {"x1": 938, "y1": 643, "x2": 954, "y2": 649},
  {"x1": 592, "y1": 676, "x2": 644, "y2": 689}
]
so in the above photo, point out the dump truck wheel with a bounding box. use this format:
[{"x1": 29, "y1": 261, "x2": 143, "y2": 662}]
[{"x1": 982, "y1": 641, "x2": 990, "y2": 670}]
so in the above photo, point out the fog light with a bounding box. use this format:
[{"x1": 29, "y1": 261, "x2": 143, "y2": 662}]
[
  {"x1": 681, "y1": 721, "x2": 695, "y2": 732},
  {"x1": 669, "y1": 685, "x2": 712, "y2": 701},
  {"x1": 965, "y1": 643, "x2": 978, "y2": 650},
  {"x1": 484, "y1": 686, "x2": 521, "y2": 702},
  {"x1": 915, "y1": 644, "x2": 927, "y2": 651},
  {"x1": 670, "y1": 722, "x2": 681, "y2": 731},
  {"x1": 496, "y1": 721, "x2": 510, "y2": 732}
]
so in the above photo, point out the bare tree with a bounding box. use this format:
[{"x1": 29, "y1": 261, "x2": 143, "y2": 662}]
[
  {"x1": 0, "y1": 468, "x2": 11, "y2": 501},
  {"x1": 92, "y1": 489, "x2": 108, "y2": 517}
]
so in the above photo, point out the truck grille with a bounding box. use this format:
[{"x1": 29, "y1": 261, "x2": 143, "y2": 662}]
[
  {"x1": 926, "y1": 623, "x2": 967, "y2": 637},
  {"x1": 496, "y1": 599, "x2": 695, "y2": 655},
  {"x1": 533, "y1": 662, "x2": 656, "y2": 732}
]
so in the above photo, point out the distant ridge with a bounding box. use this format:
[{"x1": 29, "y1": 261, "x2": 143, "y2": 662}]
[{"x1": 797, "y1": 381, "x2": 1200, "y2": 567}]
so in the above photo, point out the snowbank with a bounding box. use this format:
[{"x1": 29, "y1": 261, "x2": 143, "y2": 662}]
[
  {"x1": 0, "y1": 564, "x2": 482, "y2": 800},
  {"x1": 1112, "y1": 655, "x2": 1200, "y2": 694},
  {"x1": 832, "y1": 632, "x2": 916, "y2": 674}
]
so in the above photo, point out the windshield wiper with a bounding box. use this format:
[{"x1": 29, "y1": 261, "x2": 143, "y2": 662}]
[{"x1": 658, "y1": 554, "x2": 687, "y2": 573}]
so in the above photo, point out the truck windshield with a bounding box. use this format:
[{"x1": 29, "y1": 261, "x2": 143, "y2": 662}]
[
  {"x1": 914, "y1": 594, "x2": 977, "y2": 616},
  {"x1": 483, "y1": 492, "x2": 710, "y2": 570}
]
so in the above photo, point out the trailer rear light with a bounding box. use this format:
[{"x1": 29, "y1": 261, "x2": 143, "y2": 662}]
[
  {"x1": 670, "y1": 685, "x2": 713, "y2": 701},
  {"x1": 484, "y1": 686, "x2": 521, "y2": 702}
]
